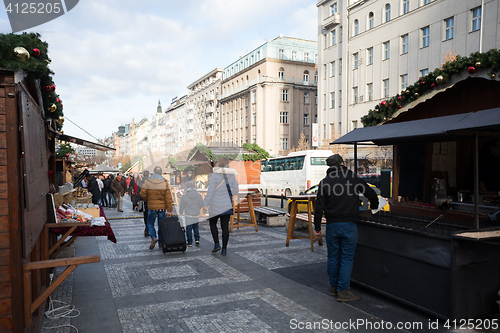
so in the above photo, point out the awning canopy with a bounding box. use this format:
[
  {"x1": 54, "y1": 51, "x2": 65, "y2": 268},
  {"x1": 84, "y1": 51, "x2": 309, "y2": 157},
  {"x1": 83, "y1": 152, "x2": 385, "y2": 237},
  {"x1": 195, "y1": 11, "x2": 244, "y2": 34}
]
[
  {"x1": 332, "y1": 108, "x2": 500, "y2": 146},
  {"x1": 52, "y1": 130, "x2": 115, "y2": 151}
]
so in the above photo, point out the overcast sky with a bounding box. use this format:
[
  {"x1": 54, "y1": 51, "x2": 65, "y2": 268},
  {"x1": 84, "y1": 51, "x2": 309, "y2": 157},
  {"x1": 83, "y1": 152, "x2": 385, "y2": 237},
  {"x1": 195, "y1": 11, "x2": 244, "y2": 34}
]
[{"x1": 0, "y1": 0, "x2": 317, "y2": 143}]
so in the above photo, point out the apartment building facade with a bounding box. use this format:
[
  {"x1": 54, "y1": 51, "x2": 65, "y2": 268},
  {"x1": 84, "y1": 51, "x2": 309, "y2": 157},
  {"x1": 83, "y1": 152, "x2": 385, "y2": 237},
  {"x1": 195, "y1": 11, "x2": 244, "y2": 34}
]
[
  {"x1": 185, "y1": 68, "x2": 223, "y2": 148},
  {"x1": 220, "y1": 36, "x2": 318, "y2": 156},
  {"x1": 317, "y1": 0, "x2": 499, "y2": 142}
]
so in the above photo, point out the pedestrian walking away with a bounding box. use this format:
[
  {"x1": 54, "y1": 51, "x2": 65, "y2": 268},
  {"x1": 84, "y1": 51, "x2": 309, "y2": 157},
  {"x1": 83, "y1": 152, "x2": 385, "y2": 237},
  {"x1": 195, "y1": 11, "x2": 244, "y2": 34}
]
[
  {"x1": 111, "y1": 173, "x2": 127, "y2": 212},
  {"x1": 179, "y1": 181, "x2": 204, "y2": 246},
  {"x1": 85, "y1": 173, "x2": 101, "y2": 205},
  {"x1": 204, "y1": 157, "x2": 239, "y2": 256},
  {"x1": 138, "y1": 170, "x2": 150, "y2": 236},
  {"x1": 314, "y1": 154, "x2": 379, "y2": 302},
  {"x1": 140, "y1": 166, "x2": 173, "y2": 250}
]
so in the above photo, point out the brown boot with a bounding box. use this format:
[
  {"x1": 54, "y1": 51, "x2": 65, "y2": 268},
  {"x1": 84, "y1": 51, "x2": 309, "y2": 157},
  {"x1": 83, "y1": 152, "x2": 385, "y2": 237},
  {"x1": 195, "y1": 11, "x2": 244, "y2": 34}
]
[
  {"x1": 330, "y1": 286, "x2": 337, "y2": 296},
  {"x1": 337, "y1": 289, "x2": 360, "y2": 302}
]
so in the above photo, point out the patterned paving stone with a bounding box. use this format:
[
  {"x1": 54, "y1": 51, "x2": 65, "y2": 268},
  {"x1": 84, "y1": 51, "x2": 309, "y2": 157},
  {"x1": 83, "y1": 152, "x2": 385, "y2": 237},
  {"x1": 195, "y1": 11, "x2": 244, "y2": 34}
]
[
  {"x1": 117, "y1": 288, "x2": 344, "y2": 333},
  {"x1": 105, "y1": 255, "x2": 251, "y2": 297},
  {"x1": 98, "y1": 239, "x2": 202, "y2": 260},
  {"x1": 236, "y1": 245, "x2": 327, "y2": 269}
]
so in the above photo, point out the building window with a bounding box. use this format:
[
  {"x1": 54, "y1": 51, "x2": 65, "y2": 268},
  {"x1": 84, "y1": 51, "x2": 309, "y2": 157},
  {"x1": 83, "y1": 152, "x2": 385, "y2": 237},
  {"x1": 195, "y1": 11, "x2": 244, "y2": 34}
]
[
  {"x1": 385, "y1": 4, "x2": 391, "y2": 22},
  {"x1": 304, "y1": 114, "x2": 309, "y2": 125},
  {"x1": 280, "y1": 111, "x2": 289, "y2": 124},
  {"x1": 323, "y1": 94, "x2": 326, "y2": 109},
  {"x1": 279, "y1": 49, "x2": 284, "y2": 59},
  {"x1": 339, "y1": 58, "x2": 342, "y2": 74},
  {"x1": 401, "y1": 74, "x2": 408, "y2": 90},
  {"x1": 352, "y1": 120, "x2": 358, "y2": 129},
  {"x1": 315, "y1": 54, "x2": 318, "y2": 64},
  {"x1": 332, "y1": 29, "x2": 336, "y2": 45},
  {"x1": 368, "y1": 47, "x2": 373, "y2": 65},
  {"x1": 472, "y1": 7, "x2": 481, "y2": 32},
  {"x1": 292, "y1": 51, "x2": 297, "y2": 61},
  {"x1": 304, "y1": 53, "x2": 309, "y2": 62},
  {"x1": 421, "y1": 68, "x2": 429, "y2": 77},
  {"x1": 253, "y1": 113, "x2": 256, "y2": 125},
  {"x1": 331, "y1": 2, "x2": 337, "y2": 15},
  {"x1": 353, "y1": 53, "x2": 359, "y2": 69},
  {"x1": 354, "y1": 20, "x2": 359, "y2": 36},
  {"x1": 422, "y1": 26, "x2": 430, "y2": 47},
  {"x1": 403, "y1": 0, "x2": 409, "y2": 14},
  {"x1": 324, "y1": 64, "x2": 327, "y2": 78},
  {"x1": 368, "y1": 12, "x2": 374, "y2": 29},
  {"x1": 303, "y1": 71, "x2": 309, "y2": 83},
  {"x1": 281, "y1": 89, "x2": 288, "y2": 102},
  {"x1": 330, "y1": 92, "x2": 335, "y2": 108},
  {"x1": 401, "y1": 34, "x2": 409, "y2": 54},
  {"x1": 445, "y1": 17, "x2": 454, "y2": 40},
  {"x1": 252, "y1": 91, "x2": 256, "y2": 103},
  {"x1": 424, "y1": 0, "x2": 431, "y2": 4},
  {"x1": 339, "y1": 90, "x2": 342, "y2": 107},
  {"x1": 367, "y1": 83, "x2": 373, "y2": 101},
  {"x1": 383, "y1": 79, "x2": 390, "y2": 98},
  {"x1": 304, "y1": 93, "x2": 309, "y2": 104},
  {"x1": 314, "y1": 71, "x2": 318, "y2": 82},
  {"x1": 340, "y1": 26, "x2": 343, "y2": 41},
  {"x1": 331, "y1": 61, "x2": 335, "y2": 76},
  {"x1": 383, "y1": 41, "x2": 390, "y2": 60},
  {"x1": 280, "y1": 138, "x2": 289, "y2": 150},
  {"x1": 353, "y1": 86, "x2": 359, "y2": 104},
  {"x1": 278, "y1": 68, "x2": 284, "y2": 79}
]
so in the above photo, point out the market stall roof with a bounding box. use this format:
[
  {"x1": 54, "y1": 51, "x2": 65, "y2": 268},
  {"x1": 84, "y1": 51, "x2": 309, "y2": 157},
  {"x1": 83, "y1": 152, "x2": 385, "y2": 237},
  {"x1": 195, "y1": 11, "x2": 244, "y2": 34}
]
[
  {"x1": 89, "y1": 164, "x2": 120, "y2": 174},
  {"x1": 332, "y1": 107, "x2": 500, "y2": 146},
  {"x1": 52, "y1": 130, "x2": 115, "y2": 151}
]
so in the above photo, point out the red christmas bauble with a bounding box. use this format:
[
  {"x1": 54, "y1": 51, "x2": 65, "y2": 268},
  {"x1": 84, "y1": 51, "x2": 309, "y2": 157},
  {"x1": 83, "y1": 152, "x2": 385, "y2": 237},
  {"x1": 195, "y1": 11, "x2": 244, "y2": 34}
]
[
  {"x1": 420, "y1": 81, "x2": 425, "y2": 85},
  {"x1": 381, "y1": 101, "x2": 387, "y2": 106},
  {"x1": 56, "y1": 98, "x2": 61, "y2": 103},
  {"x1": 397, "y1": 96, "x2": 402, "y2": 101},
  {"x1": 431, "y1": 83, "x2": 435, "y2": 88},
  {"x1": 44, "y1": 85, "x2": 51, "y2": 91},
  {"x1": 50, "y1": 84, "x2": 56, "y2": 92},
  {"x1": 389, "y1": 103, "x2": 392, "y2": 107},
  {"x1": 398, "y1": 105, "x2": 402, "y2": 109},
  {"x1": 66, "y1": 153, "x2": 69, "y2": 157},
  {"x1": 33, "y1": 48, "x2": 40, "y2": 57},
  {"x1": 468, "y1": 66, "x2": 476, "y2": 74}
]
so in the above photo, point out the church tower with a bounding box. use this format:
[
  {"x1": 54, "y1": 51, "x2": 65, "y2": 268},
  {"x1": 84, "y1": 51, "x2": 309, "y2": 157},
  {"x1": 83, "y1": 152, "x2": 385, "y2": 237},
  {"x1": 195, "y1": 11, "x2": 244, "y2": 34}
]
[{"x1": 157, "y1": 100, "x2": 162, "y2": 113}]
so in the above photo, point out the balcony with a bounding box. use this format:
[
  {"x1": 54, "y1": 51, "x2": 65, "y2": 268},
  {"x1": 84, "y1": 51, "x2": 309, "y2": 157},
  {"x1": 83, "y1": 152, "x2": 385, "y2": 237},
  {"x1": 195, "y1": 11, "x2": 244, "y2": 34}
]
[
  {"x1": 322, "y1": 13, "x2": 341, "y2": 30},
  {"x1": 206, "y1": 106, "x2": 215, "y2": 114},
  {"x1": 206, "y1": 118, "x2": 216, "y2": 125}
]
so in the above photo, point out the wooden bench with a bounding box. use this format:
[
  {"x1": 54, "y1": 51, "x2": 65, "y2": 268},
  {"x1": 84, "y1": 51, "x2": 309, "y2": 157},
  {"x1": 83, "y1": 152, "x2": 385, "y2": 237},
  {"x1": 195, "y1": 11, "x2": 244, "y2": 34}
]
[{"x1": 254, "y1": 207, "x2": 287, "y2": 226}]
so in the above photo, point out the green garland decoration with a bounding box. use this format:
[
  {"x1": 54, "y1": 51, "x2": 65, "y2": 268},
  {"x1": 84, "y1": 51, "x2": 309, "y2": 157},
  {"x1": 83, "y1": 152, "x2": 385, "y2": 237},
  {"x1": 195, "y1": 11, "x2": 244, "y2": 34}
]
[
  {"x1": 55, "y1": 143, "x2": 75, "y2": 159},
  {"x1": 361, "y1": 49, "x2": 500, "y2": 127},
  {"x1": 0, "y1": 33, "x2": 64, "y2": 129}
]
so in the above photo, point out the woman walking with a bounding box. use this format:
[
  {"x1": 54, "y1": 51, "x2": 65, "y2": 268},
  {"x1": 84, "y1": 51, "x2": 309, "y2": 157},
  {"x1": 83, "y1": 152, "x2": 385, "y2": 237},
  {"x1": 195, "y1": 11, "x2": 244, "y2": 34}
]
[{"x1": 204, "y1": 157, "x2": 239, "y2": 256}]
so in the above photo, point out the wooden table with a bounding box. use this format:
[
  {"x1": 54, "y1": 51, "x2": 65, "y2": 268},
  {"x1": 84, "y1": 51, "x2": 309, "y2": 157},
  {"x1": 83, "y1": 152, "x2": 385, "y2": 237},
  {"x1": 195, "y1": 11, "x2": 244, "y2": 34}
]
[
  {"x1": 286, "y1": 195, "x2": 323, "y2": 251},
  {"x1": 230, "y1": 191, "x2": 258, "y2": 232}
]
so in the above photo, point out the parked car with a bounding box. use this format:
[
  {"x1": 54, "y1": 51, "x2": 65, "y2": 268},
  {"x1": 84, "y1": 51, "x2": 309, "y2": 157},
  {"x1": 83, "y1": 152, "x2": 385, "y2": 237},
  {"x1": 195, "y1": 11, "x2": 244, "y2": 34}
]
[{"x1": 286, "y1": 183, "x2": 390, "y2": 213}]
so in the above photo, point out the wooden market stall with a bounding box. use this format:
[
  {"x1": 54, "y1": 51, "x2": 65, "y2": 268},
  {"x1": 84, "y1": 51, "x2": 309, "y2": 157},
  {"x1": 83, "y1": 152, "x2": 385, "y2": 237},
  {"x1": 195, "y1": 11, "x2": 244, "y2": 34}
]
[{"x1": 332, "y1": 69, "x2": 500, "y2": 319}]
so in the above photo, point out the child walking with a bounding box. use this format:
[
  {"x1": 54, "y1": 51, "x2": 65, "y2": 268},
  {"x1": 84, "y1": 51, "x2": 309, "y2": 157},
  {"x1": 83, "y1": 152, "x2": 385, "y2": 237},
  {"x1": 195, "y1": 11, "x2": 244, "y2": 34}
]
[{"x1": 179, "y1": 181, "x2": 204, "y2": 246}]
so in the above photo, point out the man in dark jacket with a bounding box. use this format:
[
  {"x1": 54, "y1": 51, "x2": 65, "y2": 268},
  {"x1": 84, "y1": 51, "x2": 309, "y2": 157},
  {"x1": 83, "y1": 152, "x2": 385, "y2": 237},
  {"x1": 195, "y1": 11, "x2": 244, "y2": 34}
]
[
  {"x1": 85, "y1": 174, "x2": 101, "y2": 205},
  {"x1": 314, "y1": 154, "x2": 378, "y2": 302},
  {"x1": 102, "y1": 175, "x2": 111, "y2": 207},
  {"x1": 111, "y1": 173, "x2": 127, "y2": 212}
]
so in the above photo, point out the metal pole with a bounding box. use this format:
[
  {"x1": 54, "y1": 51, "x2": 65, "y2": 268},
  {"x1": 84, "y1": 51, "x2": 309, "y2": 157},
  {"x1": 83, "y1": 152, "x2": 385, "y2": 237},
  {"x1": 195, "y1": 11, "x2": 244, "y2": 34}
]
[
  {"x1": 281, "y1": 189, "x2": 284, "y2": 208},
  {"x1": 473, "y1": 133, "x2": 479, "y2": 229},
  {"x1": 265, "y1": 188, "x2": 268, "y2": 207},
  {"x1": 354, "y1": 143, "x2": 358, "y2": 174}
]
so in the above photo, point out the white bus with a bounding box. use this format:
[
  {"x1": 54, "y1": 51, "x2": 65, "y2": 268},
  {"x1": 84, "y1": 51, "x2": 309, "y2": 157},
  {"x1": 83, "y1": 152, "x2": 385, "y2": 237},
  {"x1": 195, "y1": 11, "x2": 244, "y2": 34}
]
[{"x1": 260, "y1": 150, "x2": 333, "y2": 197}]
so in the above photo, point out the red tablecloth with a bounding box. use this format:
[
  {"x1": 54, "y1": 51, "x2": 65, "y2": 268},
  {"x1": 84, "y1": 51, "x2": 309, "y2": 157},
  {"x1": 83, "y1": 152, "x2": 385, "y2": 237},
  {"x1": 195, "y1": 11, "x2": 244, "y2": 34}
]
[{"x1": 50, "y1": 206, "x2": 117, "y2": 243}]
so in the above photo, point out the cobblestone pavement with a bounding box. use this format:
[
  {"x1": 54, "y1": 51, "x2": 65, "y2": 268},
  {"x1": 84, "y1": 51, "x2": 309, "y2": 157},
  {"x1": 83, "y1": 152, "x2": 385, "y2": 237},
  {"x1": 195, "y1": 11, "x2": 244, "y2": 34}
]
[{"x1": 42, "y1": 195, "x2": 412, "y2": 333}]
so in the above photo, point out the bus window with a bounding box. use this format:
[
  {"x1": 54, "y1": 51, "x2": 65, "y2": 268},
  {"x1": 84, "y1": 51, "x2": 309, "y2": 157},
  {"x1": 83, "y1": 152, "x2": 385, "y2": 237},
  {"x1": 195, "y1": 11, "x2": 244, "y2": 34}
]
[
  {"x1": 297, "y1": 156, "x2": 305, "y2": 169},
  {"x1": 267, "y1": 160, "x2": 276, "y2": 171},
  {"x1": 275, "y1": 159, "x2": 285, "y2": 171},
  {"x1": 261, "y1": 160, "x2": 268, "y2": 172},
  {"x1": 286, "y1": 157, "x2": 297, "y2": 170},
  {"x1": 310, "y1": 157, "x2": 327, "y2": 165}
]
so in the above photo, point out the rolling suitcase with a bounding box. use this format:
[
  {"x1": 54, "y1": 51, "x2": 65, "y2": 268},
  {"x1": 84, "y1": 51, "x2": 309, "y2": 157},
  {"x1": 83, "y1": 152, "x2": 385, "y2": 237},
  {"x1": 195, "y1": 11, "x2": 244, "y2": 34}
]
[{"x1": 158, "y1": 215, "x2": 187, "y2": 253}]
